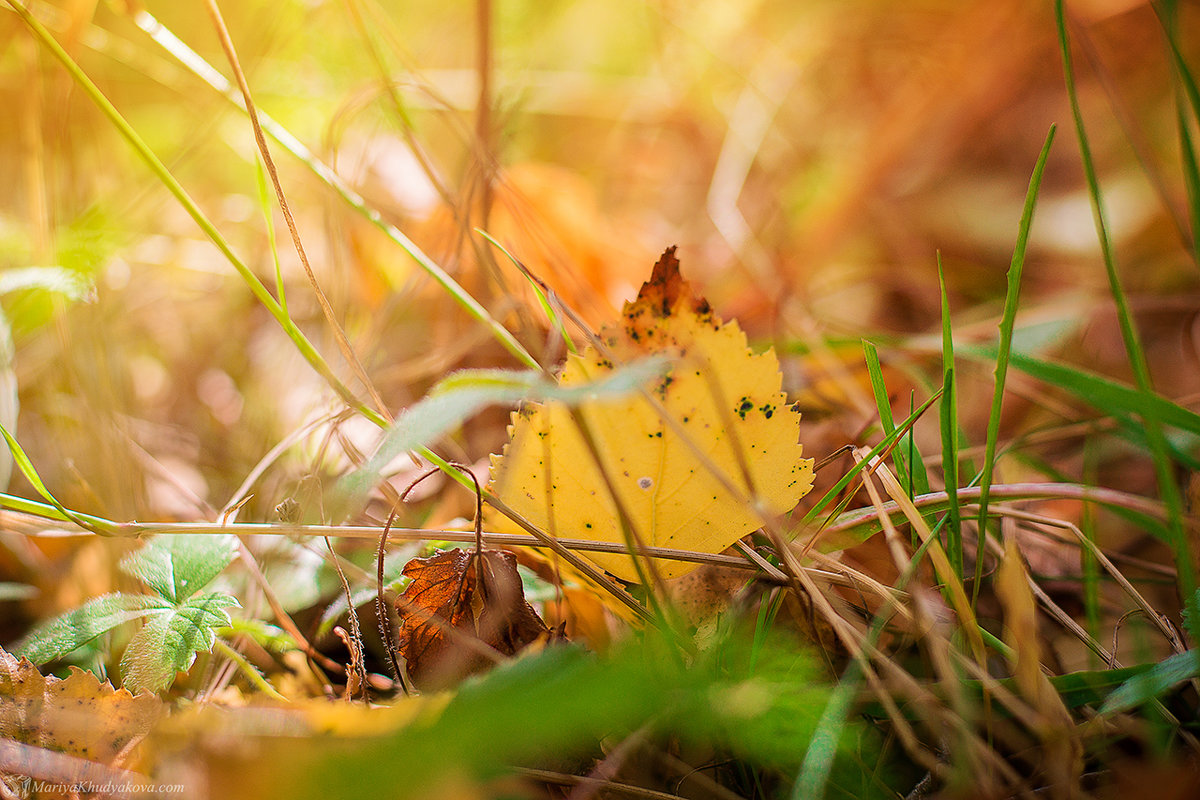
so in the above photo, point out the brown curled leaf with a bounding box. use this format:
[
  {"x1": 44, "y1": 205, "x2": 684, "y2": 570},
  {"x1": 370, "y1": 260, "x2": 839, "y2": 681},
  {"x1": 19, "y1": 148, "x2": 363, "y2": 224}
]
[{"x1": 395, "y1": 548, "x2": 551, "y2": 690}]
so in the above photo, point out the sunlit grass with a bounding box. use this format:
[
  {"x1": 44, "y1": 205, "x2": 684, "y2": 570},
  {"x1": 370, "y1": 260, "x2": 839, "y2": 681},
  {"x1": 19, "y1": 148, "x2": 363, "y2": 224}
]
[{"x1": 2, "y1": 0, "x2": 1200, "y2": 798}]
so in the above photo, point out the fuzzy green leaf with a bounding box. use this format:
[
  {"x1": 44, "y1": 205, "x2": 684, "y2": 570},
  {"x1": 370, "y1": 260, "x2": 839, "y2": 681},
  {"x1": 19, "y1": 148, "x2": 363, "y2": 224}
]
[
  {"x1": 119, "y1": 533, "x2": 238, "y2": 603},
  {"x1": 13, "y1": 593, "x2": 172, "y2": 664},
  {"x1": 119, "y1": 592, "x2": 240, "y2": 693}
]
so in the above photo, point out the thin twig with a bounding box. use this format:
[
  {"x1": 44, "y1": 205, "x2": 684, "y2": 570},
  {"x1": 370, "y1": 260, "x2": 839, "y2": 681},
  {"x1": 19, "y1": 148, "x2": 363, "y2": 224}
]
[
  {"x1": 0, "y1": 512, "x2": 870, "y2": 589},
  {"x1": 375, "y1": 461, "x2": 486, "y2": 690},
  {"x1": 824, "y1": 482, "x2": 1185, "y2": 539},
  {"x1": 326, "y1": 535, "x2": 370, "y2": 700},
  {"x1": 375, "y1": 507, "x2": 405, "y2": 690}
]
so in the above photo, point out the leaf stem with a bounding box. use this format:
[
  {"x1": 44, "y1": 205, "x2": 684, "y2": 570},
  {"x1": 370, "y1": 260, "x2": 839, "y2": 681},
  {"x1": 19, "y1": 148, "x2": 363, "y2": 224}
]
[{"x1": 213, "y1": 639, "x2": 288, "y2": 702}]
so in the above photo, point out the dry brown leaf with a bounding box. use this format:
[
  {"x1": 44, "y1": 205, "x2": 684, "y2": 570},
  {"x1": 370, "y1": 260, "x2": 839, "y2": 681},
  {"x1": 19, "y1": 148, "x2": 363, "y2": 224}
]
[{"x1": 395, "y1": 548, "x2": 551, "y2": 690}]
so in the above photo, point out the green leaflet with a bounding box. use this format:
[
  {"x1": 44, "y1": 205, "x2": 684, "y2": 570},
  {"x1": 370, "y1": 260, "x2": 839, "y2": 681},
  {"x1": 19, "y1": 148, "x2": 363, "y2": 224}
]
[
  {"x1": 14, "y1": 593, "x2": 173, "y2": 664},
  {"x1": 15, "y1": 532, "x2": 240, "y2": 693},
  {"x1": 119, "y1": 533, "x2": 239, "y2": 604},
  {"x1": 120, "y1": 593, "x2": 241, "y2": 694}
]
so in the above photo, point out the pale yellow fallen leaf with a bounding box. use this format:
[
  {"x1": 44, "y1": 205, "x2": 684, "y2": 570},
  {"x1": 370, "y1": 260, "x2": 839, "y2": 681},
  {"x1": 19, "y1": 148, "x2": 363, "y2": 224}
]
[
  {"x1": 486, "y1": 248, "x2": 814, "y2": 581},
  {"x1": 0, "y1": 646, "x2": 163, "y2": 766}
]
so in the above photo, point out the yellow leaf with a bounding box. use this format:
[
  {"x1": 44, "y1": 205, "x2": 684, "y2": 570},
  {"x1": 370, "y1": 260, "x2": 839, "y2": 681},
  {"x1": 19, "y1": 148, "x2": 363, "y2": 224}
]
[
  {"x1": 486, "y1": 248, "x2": 814, "y2": 581},
  {"x1": 0, "y1": 646, "x2": 164, "y2": 766},
  {"x1": 995, "y1": 538, "x2": 1082, "y2": 788},
  {"x1": 995, "y1": 538, "x2": 1043, "y2": 704},
  {"x1": 146, "y1": 694, "x2": 446, "y2": 800}
]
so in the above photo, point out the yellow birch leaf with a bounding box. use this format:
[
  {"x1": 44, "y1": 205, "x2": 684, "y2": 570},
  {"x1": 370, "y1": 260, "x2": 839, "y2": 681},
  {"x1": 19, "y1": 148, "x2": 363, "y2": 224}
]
[{"x1": 485, "y1": 247, "x2": 814, "y2": 581}]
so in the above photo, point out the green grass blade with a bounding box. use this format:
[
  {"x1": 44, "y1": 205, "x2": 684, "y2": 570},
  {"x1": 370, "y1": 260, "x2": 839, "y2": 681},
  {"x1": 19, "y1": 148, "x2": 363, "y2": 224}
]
[
  {"x1": 255, "y1": 155, "x2": 287, "y2": 317},
  {"x1": 793, "y1": 675, "x2": 856, "y2": 800},
  {"x1": 862, "y1": 342, "x2": 895, "y2": 443},
  {"x1": 937, "y1": 257, "x2": 962, "y2": 578},
  {"x1": 0, "y1": 421, "x2": 116, "y2": 535},
  {"x1": 959, "y1": 344, "x2": 1200, "y2": 436},
  {"x1": 0, "y1": 492, "x2": 120, "y2": 531},
  {"x1": 973, "y1": 125, "x2": 1057, "y2": 601},
  {"x1": 1056, "y1": 0, "x2": 1195, "y2": 602},
  {"x1": 1153, "y1": 1, "x2": 1200, "y2": 265},
  {"x1": 4, "y1": 0, "x2": 383, "y2": 427},
  {"x1": 129, "y1": 8, "x2": 538, "y2": 371},
  {"x1": 801, "y1": 390, "x2": 941, "y2": 529},
  {"x1": 476, "y1": 229, "x2": 577, "y2": 355},
  {"x1": 1176, "y1": 103, "x2": 1200, "y2": 266},
  {"x1": 1100, "y1": 649, "x2": 1200, "y2": 714},
  {"x1": 862, "y1": 340, "x2": 929, "y2": 499}
]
